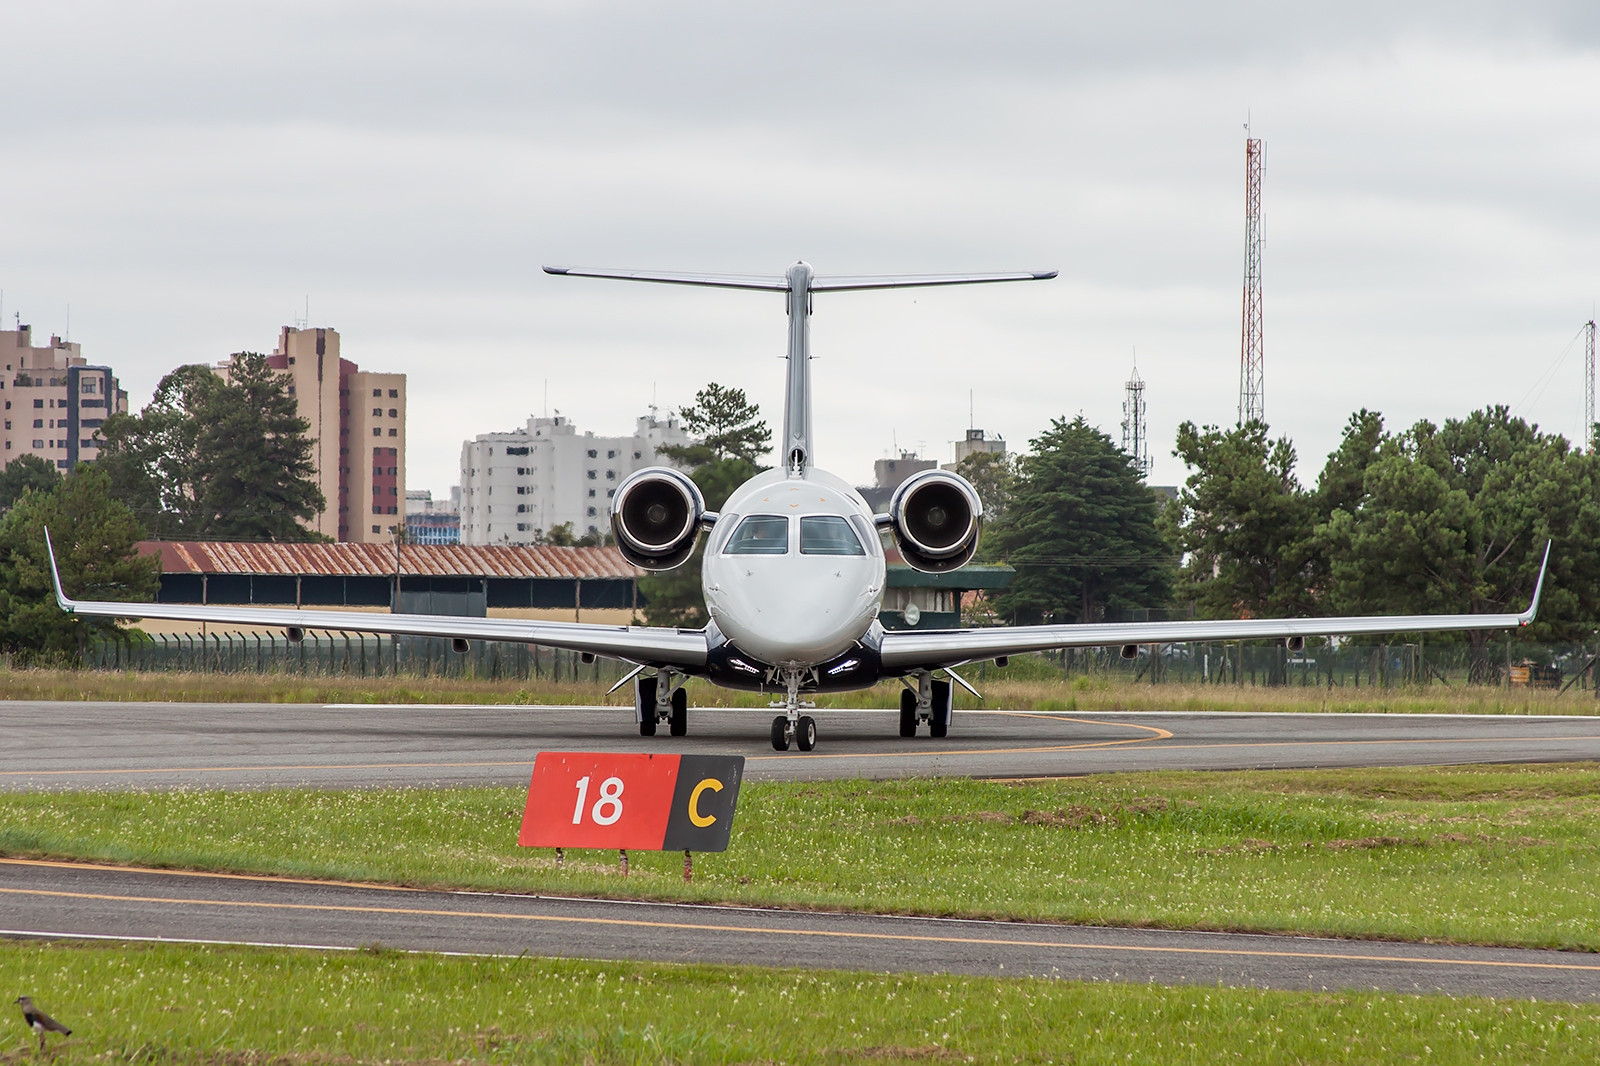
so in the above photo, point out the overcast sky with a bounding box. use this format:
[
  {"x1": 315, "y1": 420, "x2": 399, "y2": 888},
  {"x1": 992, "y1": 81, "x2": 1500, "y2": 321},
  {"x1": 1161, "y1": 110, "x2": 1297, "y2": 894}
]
[{"x1": 4, "y1": 1, "x2": 1599, "y2": 497}]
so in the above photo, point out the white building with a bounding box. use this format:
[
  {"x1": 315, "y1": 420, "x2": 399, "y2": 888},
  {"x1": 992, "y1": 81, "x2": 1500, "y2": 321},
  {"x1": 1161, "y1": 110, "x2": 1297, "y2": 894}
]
[{"x1": 458, "y1": 414, "x2": 692, "y2": 545}]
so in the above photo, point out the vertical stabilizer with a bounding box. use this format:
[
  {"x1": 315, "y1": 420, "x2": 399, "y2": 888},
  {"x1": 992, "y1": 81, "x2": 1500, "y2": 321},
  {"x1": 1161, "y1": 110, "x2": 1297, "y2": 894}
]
[{"x1": 782, "y1": 262, "x2": 815, "y2": 476}]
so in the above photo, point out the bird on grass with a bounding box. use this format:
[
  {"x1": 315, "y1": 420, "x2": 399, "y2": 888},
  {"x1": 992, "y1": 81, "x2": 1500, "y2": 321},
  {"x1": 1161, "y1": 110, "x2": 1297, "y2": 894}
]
[{"x1": 15, "y1": 997, "x2": 70, "y2": 1052}]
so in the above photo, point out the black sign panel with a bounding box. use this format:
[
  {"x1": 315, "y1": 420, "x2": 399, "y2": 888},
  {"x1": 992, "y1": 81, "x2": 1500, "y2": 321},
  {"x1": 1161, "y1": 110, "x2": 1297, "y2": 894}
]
[{"x1": 661, "y1": 754, "x2": 745, "y2": 852}]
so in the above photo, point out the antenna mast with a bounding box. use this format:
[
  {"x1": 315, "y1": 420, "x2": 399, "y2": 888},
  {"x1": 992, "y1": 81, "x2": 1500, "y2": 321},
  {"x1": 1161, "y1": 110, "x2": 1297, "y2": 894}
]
[
  {"x1": 1122, "y1": 354, "x2": 1150, "y2": 478},
  {"x1": 1586, "y1": 319, "x2": 1597, "y2": 452},
  {"x1": 1239, "y1": 130, "x2": 1265, "y2": 425}
]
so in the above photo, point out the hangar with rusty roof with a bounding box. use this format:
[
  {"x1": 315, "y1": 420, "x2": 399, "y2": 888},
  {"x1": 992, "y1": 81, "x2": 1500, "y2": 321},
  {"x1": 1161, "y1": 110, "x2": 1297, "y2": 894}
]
[{"x1": 141, "y1": 541, "x2": 641, "y2": 618}]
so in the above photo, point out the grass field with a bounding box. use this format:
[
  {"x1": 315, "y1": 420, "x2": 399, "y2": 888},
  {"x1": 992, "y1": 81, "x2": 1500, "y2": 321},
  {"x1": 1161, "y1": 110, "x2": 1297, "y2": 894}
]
[
  {"x1": 2, "y1": 939, "x2": 1596, "y2": 1064},
  {"x1": 5, "y1": 764, "x2": 1600, "y2": 950},
  {"x1": 3, "y1": 665, "x2": 1599, "y2": 715}
]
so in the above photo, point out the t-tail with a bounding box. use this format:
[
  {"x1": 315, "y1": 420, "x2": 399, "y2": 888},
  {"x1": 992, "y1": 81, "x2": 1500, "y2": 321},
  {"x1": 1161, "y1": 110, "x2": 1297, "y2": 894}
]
[{"x1": 543, "y1": 263, "x2": 1057, "y2": 477}]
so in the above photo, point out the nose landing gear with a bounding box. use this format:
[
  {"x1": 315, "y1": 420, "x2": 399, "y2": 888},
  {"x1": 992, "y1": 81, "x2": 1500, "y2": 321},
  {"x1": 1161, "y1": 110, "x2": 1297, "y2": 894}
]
[{"x1": 770, "y1": 669, "x2": 817, "y2": 751}]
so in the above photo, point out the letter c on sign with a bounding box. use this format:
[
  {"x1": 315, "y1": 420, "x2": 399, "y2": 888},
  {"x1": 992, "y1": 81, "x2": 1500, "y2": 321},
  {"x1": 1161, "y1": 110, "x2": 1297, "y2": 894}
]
[{"x1": 688, "y1": 778, "x2": 723, "y2": 827}]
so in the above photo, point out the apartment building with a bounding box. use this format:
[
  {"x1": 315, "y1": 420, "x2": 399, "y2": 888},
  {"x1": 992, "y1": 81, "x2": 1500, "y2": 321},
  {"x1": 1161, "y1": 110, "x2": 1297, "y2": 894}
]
[
  {"x1": 219, "y1": 326, "x2": 405, "y2": 544},
  {"x1": 0, "y1": 326, "x2": 127, "y2": 470},
  {"x1": 458, "y1": 414, "x2": 691, "y2": 545}
]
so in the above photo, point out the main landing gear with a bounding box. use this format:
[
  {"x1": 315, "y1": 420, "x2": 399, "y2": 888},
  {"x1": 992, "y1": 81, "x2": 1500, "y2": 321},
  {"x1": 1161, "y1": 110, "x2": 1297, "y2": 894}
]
[
  {"x1": 899, "y1": 672, "x2": 952, "y2": 739},
  {"x1": 635, "y1": 672, "x2": 688, "y2": 737},
  {"x1": 770, "y1": 669, "x2": 817, "y2": 752}
]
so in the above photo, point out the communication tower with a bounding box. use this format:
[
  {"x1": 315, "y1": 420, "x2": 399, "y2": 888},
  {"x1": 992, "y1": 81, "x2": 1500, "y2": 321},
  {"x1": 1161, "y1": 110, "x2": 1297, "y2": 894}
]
[
  {"x1": 1239, "y1": 132, "x2": 1265, "y2": 424},
  {"x1": 1122, "y1": 358, "x2": 1150, "y2": 478},
  {"x1": 1587, "y1": 319, "x2": 1597, "y2": 452}
]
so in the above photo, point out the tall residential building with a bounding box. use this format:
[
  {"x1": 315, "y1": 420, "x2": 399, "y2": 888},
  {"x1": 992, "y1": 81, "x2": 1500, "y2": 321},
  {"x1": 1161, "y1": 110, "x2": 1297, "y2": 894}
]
[
  {"x1": 0, "y1": 326, "x2": 127, "y2": 470},
  {"x1": 221, "y1": 326, "x2": 406, "y2": 544},
  {"x1": 459, "y1": 414, "x2": 691, "y2": 545}
]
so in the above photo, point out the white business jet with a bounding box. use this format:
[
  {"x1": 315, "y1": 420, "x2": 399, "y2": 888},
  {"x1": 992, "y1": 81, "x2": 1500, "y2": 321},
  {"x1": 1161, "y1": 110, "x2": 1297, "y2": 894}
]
[{"x1": 48, "y1": 261, "x2": 1549, "y2": 751}]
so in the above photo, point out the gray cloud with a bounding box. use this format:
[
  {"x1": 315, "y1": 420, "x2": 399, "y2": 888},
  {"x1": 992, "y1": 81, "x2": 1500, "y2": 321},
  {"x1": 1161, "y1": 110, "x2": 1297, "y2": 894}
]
[{"x1": 2, "y1": 2, "x2": 1599, "y2": 496}]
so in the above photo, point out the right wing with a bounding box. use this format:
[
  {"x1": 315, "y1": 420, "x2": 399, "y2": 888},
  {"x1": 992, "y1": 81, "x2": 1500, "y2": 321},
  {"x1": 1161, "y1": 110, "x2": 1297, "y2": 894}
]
[
  {"x1": 45, "y1": 532, "x2": 707, "y2": 669},
  {"x1": 881, "y1": 544, "x2": 1552, "y2": 673}
]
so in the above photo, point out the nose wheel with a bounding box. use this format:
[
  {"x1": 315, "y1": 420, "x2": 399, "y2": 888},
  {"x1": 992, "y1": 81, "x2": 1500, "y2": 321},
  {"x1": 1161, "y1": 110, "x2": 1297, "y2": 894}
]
[
  {"x1": 770, "y1": 669, "x2": 817, "y2": 750},
  {"x1": 771, "y1": 714, "x2": 816, "y2": 752}
]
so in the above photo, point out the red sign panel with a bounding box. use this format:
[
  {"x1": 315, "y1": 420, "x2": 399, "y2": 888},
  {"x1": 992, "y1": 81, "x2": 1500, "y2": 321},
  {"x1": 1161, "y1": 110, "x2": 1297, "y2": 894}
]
[{"x1": 519, "y1": 751, "x2": 745, "y2": 852}]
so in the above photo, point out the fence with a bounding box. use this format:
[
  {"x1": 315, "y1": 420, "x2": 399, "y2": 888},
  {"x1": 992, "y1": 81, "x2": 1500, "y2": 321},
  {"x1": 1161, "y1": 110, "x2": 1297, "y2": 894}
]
[
  {"x1": 973, "y1": 639, "x2": 1600, "y2": 691},
  {"x1": 83, "y1": 631, "x2": 629, "y2": 685},
  {"x1": 82, "y1": 630, "x2": 1600, "y2": 692}
]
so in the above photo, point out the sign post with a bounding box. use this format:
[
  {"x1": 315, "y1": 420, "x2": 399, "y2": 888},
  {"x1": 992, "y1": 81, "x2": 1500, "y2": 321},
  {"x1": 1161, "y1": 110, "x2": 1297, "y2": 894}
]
[{"x1": 519, "y1": 752, "x2": 744, "y2": 879}]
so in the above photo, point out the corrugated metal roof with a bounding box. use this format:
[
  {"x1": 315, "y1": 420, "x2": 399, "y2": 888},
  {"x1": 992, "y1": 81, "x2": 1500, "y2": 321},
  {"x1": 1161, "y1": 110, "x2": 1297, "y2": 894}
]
[{"x1": 137, "y1": 541, "x2": 640, "y2": 580}]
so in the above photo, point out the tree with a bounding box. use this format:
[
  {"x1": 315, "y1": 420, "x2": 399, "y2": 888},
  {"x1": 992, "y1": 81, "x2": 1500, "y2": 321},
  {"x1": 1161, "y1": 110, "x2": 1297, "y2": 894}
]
[
  {"x1": 639, "y1": 383, "x2": 772, "y2": 627},
  {"x1": 0, "y1": 464, "x2": 158, "y2": 661},
  {"x1": 99, "y1": 355, "x2": 327, "y2": 541},
  {"x1": 1165, "y1": 419, "x2": 1317, "y2": 619},
  {"x1": 955, "y1": 450, "x2": 1017, "y2": 521},
  {"x1": 989, "y1": 416, "x2": 1172, "y2": 625},
  {"x1": 1315, "y1": 406, "x2": 1600, "y2": 677},
  {"x1": 0, "y1": 455, "x2": 62, "y2": 512},
  {"x1": 98, "y1": 363, "x2": 212, "y2": 538}
]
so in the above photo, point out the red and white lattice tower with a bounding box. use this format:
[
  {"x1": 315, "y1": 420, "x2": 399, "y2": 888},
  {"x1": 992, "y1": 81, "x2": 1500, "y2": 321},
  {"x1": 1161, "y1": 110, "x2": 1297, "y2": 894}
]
[
  {"x1": 1238, "y1": 134, "x2": 1265, "y2": 425},
  {"x1": 1586, "y1": 319, "x2": 1597, "y2": 452}
]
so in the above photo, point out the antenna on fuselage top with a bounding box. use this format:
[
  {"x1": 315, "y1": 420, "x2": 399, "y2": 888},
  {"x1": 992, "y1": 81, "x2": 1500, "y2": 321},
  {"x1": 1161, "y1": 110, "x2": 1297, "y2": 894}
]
[{"x1": 542, "y1": 263, "x2": 1057, "y2": 479}]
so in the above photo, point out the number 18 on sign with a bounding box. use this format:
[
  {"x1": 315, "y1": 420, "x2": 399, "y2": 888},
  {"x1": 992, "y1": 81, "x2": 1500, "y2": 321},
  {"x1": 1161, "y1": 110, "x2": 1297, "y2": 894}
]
[{"x1": 519, "y1": 752, "x2": 744, "y2": 852}]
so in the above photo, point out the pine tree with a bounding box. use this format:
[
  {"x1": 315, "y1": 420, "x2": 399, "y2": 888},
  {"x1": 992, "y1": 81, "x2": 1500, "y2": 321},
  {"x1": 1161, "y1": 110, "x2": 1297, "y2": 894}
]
[
  {"x1": 100, "y1": 355, "x2": 327, "y2": 541},
  {"x1": 990, "y1": 416, "x2": 1172, "y2": 625},
  {"x1": 0, "y1": 464, "x2": 158, "y2": 660}
]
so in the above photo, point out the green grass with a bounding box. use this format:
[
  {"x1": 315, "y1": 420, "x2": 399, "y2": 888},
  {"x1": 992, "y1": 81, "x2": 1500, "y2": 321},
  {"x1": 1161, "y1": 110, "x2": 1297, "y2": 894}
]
[
  {"x1": 6, "y1": 764, "x2": 1600, "y2": 950},
  {"x1": 2, "y1": 939, "x2": 1597, "y2": 1064},
  {"x1": 5, "y1": 663, "x2": 1600, "y2": 713}
]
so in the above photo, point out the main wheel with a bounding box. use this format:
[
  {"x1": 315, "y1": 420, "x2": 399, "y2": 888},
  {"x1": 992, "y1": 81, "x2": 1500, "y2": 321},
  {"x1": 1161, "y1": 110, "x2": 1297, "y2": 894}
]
[
  {"x1": 796, "y1": 715, "x2": 817, "y2": 752},
  {"x1": 669, "y1": 687, "x2": 688, "y2": 736},
  {"x1": 898, "y1": 689, "x2": 918, "y2": 738},
  {"x1": 770, "y1": 716, "x2": 790, "y2": 751},
  {"x1": 639, "y1": 713, "x2": 657, "y2": 737},
  {"x1": 929, "y1": 679, "x2": 951, "y2": 738}
]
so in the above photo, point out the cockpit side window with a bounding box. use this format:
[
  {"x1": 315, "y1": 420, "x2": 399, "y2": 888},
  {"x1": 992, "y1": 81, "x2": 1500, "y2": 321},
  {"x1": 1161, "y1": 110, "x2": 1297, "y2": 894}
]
[
  {"x1": 848, "y1": 514, "x2": 880, "y2": 557},
  {"x1": 724, "y1": 515, "x2": 789, "y2": 555},
  {"x1": 715, "y1": 513, "x2": 740, "y2": 553},
  {"x1": 800, "y1": 515, "x2": 865, "y2": 556}
]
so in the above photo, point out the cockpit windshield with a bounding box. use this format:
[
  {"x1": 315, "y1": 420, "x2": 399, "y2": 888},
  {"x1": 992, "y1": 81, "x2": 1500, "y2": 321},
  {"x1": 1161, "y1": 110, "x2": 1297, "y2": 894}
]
[
  {"x1": 799, "y1": 515, "x2": 865, "y2": 556},
  {"x1": 724, "y1": 515, "x2": 789, "y2": 555}
]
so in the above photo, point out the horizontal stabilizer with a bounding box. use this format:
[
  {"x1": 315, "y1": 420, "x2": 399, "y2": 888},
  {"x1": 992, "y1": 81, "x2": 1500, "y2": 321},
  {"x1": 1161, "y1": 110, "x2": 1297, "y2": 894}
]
[
  {"x1": 543, "y1": 267, "x2": 788, "y2": 291},
  {"x1": 810, "y1": 271, "x2": 1057, "y2": 292},
  {"x1": 544, "y1": 266, "x2": 1058, "y2": 293}
]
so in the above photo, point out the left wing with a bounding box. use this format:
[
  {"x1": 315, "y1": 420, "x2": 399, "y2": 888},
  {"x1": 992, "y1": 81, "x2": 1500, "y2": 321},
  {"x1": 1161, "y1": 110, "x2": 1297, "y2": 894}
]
[
  {"x1": 44, "y1": 532, "x2": 707, "y2": 669},
  {"x1": 881, "y1": 544, "x2": 1551, "y2": 673}
]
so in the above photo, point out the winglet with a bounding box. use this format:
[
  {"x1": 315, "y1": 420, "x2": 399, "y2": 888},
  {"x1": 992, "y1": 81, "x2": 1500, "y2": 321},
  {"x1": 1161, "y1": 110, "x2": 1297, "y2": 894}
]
[
  {"x1": 1518, "y1": 540, "x2": 1552, "y2": 625},
  {"x1": 43, "y1": 527, "x2": 73, "y2": 613}
]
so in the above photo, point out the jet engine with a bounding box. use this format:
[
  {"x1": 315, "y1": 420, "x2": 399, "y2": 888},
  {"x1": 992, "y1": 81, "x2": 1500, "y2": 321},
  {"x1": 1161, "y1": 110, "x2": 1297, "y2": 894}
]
[
  {"x1": 886, "y1": 468, "x2": 983, "y2": 573},
  {"x1": 610, "y1": 467, "x2": 707, "y2": 570}
]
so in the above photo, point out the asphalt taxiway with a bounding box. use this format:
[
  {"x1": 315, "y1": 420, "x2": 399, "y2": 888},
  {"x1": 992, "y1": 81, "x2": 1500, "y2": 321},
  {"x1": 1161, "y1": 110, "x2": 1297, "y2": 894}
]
[
  {"x1": 3, "y1": 858, "x2": 1596, "y2": 1001},
  {"x1": 1, "y1": 701, "x2": 1598, "y2": 789}
]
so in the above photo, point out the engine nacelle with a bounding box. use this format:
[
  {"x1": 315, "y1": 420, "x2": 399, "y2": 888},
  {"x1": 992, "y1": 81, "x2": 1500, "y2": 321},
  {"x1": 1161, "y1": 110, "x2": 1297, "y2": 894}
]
[
  {"x1": 610, "y1": 467, "x2": 706, "y2": 570},
  {"x1": 886, "y1": 468, "x2": 983, "y2": 573}
]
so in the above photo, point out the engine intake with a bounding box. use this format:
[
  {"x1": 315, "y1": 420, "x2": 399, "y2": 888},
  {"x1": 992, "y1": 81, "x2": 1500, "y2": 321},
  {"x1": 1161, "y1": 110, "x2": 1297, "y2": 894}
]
[
  {"x1": 886, "y1": 468, "x2": 983, "y2": 573},
  {"x1": 611, "y1": 467, "x2": 706, "y2": 570}
]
